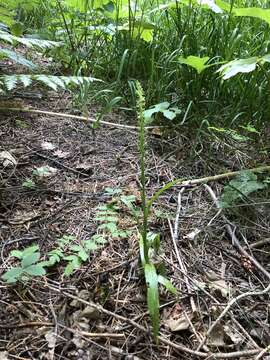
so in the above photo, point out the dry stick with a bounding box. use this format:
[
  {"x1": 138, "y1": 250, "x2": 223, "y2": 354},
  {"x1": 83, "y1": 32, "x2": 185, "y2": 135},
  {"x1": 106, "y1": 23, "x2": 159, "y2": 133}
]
[
  {"x1": 255, "y1": 344, "x2": 270, "y2": 360},
  {"x1": 196, "y1": 184, "x2": 270, "y2": 351},
  {"x1": 176, "y1": 165, "x2": 270, "y2": 187},
  {"x1": 44, "y1": 283, "x2": 262, "y2": 359},
  {"x1": 168, "y1": 188, "x2": 196, "y2": 314},
  {"x1": 0, "y1": 107, "x2": 160, "y2": 131}
]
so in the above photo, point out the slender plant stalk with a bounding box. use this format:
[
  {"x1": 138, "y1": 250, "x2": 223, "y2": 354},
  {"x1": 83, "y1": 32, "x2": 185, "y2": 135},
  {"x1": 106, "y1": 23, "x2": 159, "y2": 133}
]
[{"x1": 135, "y1": 81, "x2": 149, "y2": 264}]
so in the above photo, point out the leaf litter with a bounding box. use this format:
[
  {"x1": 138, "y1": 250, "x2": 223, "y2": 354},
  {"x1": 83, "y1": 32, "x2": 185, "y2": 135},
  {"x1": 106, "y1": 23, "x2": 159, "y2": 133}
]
[{"x1": 0, "y1": 91, "x2": 270, "y2": 359}]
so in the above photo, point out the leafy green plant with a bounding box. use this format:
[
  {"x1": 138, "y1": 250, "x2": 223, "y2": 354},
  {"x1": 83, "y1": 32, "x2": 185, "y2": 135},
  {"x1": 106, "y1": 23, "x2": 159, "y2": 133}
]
[
  {"x1": 2, "y1": 232, "x2": 107, "y2": 283},
  {"x1": 136, "y1": 81, "x2": 177, "y2": 338},
  {"x1": 22, "y1": 178, "x2": 35, "y2": 188},
  {"x1": 219, "y1": 171, "x2": 267, "y2": 208},
  {"x1": 2, "y1": 245, "x2": 46, "y2": 283},
  {"x1": 42, "y1": 234, "x2": 107, "y2": 276},
  {"x1": 144, "y1": 101, "x2": 181, "y2": 123}
]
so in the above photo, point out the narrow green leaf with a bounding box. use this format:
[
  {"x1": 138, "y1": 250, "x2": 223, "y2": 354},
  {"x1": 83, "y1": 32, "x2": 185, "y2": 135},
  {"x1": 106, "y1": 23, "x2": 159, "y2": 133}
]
[{"x1": 144, "y1": 263, "x2": 160, "y2": 338}]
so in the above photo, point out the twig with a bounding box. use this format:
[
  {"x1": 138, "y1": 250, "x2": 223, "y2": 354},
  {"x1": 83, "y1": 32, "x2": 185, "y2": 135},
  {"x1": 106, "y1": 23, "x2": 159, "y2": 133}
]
[
  {"x1": 196, "y1": 184, "x2": 270, "y2": 351},
  {"x1": 0, "y1": 107, "x2": 161, "y2": 130},
  {"x1": 255, "y1": 344, "x2": 270, "y2": 360},
  {"x1": 44, "y1": 282, "x2": 262, "y2": 358},
  {"x1": 29, "y1": 149, "x2": 90, "y2": 177}
]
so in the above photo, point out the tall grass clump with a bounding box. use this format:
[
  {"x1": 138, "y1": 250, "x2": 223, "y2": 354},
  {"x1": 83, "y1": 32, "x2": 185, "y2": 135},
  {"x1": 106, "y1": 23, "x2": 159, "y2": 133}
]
[{"x1": 13, "y1": 0, "x2": 270, "y2": 129}]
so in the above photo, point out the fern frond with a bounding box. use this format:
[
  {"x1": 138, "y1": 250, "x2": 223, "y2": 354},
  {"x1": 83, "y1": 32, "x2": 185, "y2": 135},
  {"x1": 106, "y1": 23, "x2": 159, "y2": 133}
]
[
  {"x1": 0, "y1": 74, "x2": 102, "y2": 92},
  {"x1": 0, "y1": 48, "x2": 37, "y2": 69},
  {"x1": 0, "y1": 31, "x2": 62, "y2": 49}
]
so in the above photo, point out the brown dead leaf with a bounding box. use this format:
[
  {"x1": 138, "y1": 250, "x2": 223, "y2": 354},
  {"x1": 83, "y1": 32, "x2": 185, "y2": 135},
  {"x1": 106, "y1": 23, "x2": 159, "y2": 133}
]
[
  {"x1": 207, "y1": 324, "x2": 225, "y2": 347},
  {"x1": 45, "y1": 330, "x2": 57, "y2": 360},
  {"x1": 75, "y1": 162, "x2": 93, "y2": 174},
  {"x1": 184, "y1": 228, "x2": 201, "y2": 241},
  {"x1": 166, "y1": 313, "x2": 194, "y2": 332},
  {"x1": 209, "y1": 279, "x2": 230, "y2": 298},
  {"x1": 224, "y1": 322, "x2": 244, "y2": 345},
  {"x1": 150, "y1": 127, "x2": 162, "y2": 137},
  {"x1": 164, "y1": 304, "x2": 194, "y2": 332}
]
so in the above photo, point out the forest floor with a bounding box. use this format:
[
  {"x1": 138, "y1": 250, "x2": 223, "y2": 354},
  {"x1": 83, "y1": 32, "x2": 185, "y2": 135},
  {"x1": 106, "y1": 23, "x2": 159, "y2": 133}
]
[{"x1": 0, "y1": 88, "x2": 270, "y2": 360}]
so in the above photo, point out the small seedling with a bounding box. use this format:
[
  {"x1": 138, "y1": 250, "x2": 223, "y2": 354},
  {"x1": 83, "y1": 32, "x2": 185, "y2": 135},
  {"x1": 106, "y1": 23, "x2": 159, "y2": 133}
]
[{"x1": 22, "y1": 178, "x2": 35, "y2": 188}]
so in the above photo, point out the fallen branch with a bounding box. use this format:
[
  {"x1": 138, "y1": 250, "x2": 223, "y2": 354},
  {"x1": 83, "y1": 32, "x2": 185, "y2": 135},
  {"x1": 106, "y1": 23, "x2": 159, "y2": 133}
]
[
  {"x1": 44, "y1": 282, "x2": 262, "y2": 358},
  {"x1": 196, "y1": 184, "x2": 270, "y2": 351},
  {"x1": 148, "y1": 165, "x2": 270, "y2": 209},
  {"x1": 0, "y1": 107, "x2": 159, "y2": 131}
]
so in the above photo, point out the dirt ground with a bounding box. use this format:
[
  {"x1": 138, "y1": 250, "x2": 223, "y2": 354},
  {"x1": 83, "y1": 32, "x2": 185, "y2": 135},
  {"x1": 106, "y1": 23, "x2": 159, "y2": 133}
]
[{"x1": 0, "y1": 90, "x2": 270, "y2": 360}]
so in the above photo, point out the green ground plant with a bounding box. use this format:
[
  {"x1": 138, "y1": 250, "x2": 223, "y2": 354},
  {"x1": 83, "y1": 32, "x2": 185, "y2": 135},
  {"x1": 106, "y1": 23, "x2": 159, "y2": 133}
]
[{"x1": 14, "y1": 0, "x2": 270, "y2": 129}]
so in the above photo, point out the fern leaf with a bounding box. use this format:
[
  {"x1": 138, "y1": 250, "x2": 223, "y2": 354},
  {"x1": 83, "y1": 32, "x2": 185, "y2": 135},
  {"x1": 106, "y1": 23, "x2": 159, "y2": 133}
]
[
  {"x1": 0, "y1": 31, "x2": 61, "y2": 49},
  {"x1": 0, "y1": 48, "x2": 37, "y2": 68},
  {"x1": 0, "y1": 75, "x2": 101, "y2": 92},
  {"x1": 3, "y1": 75, "x2": 18, "y2": 91}
]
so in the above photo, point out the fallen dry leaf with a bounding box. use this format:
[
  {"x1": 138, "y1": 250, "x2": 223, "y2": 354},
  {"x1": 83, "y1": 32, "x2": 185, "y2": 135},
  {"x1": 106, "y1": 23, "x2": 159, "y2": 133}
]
[
  {"x1": 224, "y1": 321, "x2": 244, "y2": 345},
  {"x1": 0, "y1": 151, "x2": 17, "y2": 167},
  {"x1": 53, "y1": 149, "x2": 70, "y2": 158},
  {"x1": 0, "y1": 352, "x2": 9, "y2": 360},
  {"x1": 207, "y1": 324, "x2": 225, "y2": 347},
  {"x1": 164, "y1": 304, "x2": 194, "y2": 332},
  {"x1": 209, "y1": 279, "x2": 230, "y2": 298},
  {"x1": 41, "y1": 141, "x2": 57, "y2": 151},
  {"x1": 184, "y1": 228, "x2": 201, "y2": 241}
]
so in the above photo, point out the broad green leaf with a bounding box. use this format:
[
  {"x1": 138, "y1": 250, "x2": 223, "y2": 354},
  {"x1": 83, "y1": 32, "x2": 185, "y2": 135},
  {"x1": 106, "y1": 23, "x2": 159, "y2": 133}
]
[
  {"x1": 10, "y1": 250, "x2": 24, "y2": 259},
  {"x1": 233, "y1": 8, "x2": 270, "y2": 26},
  {"x1": 178, "y1": 56, "x2": 210, "y2": 74},
  {"x1": 21, "y1": 252, "x2": 40, "y2": 267},
  {"x1": 158, "y1": 275, "x2": 177, "y2": 294},
  {"x1": 70, "y1": 245, "x2": 88, "y2": 261},
  {"x1": 163, "y1": 109, "x2": 177, "y2": 121},
  {"x1": 2, "y1": 267, "x2": 23, "y2": 283},
  {"x1": 95, "y1": 215, "x2": 119, "y2": 222},
  {"x1": 98, "y1": 222, "x2": 118, "y2": 233},
  {"x1": 84, "y1": 240, "x2": 99, "y2": 251},
  {"x1": 219, "y1": 171, "x2": 266, "y2": 208},
  {"x1": 215, "y1": 0, "x2": 231, "y2": 12},
  {"x1": 64, "y1": 256, "x2": 81, "y2": 276},
  {"x1": 145, "y1": 263, "x2": 160, "y2": 338},
  {"x1": 22, "y1": 245, "x2": 39, "y2": 256},
  {"x1": 24, "y1": 264, "x2": 46, "y2": 276},
  {"x1": 144, "y1": 102, "x2": 170, "y2": 122},
  {"x1": 133, "y1": 27, "x2": 154, "y2": 42},
  {"x1": 218, "y1": 57, "x2": 257, "y2": 79}
]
